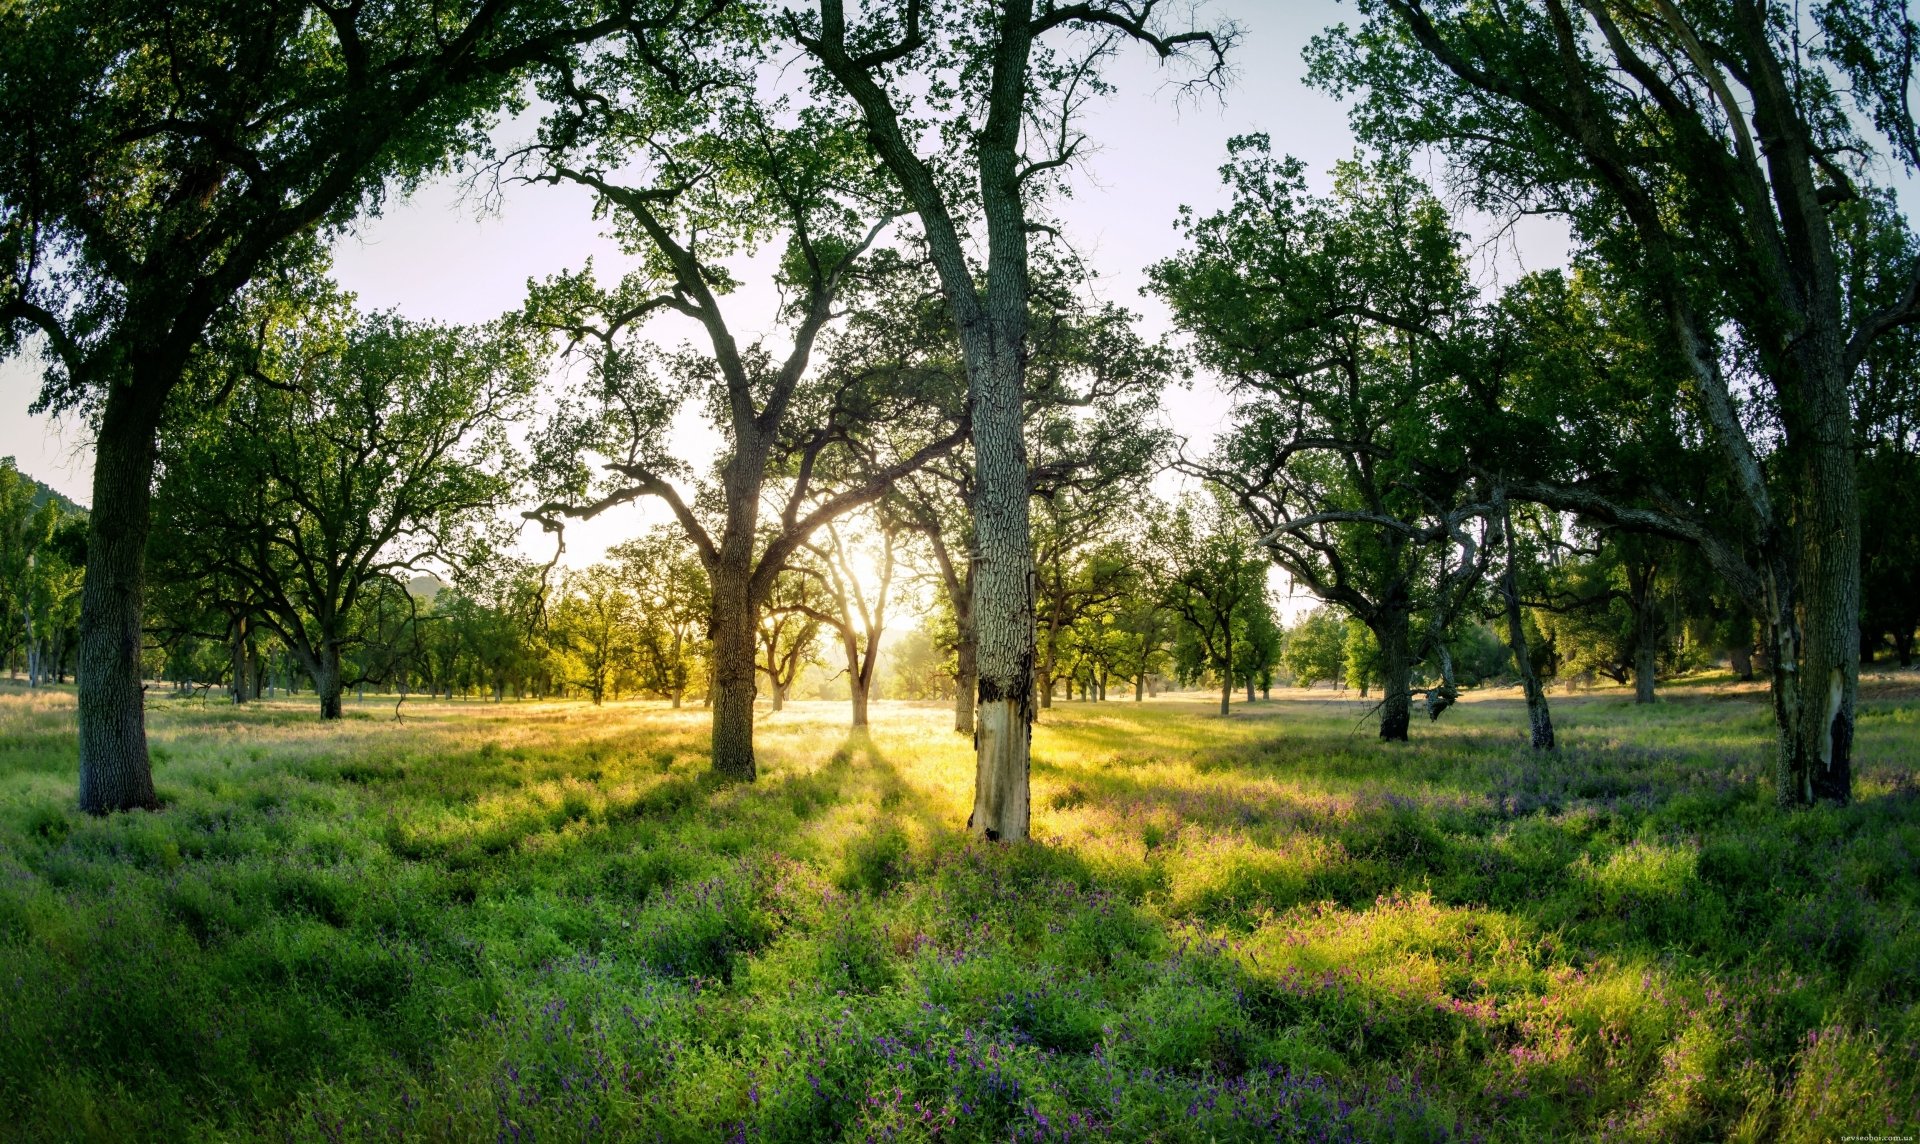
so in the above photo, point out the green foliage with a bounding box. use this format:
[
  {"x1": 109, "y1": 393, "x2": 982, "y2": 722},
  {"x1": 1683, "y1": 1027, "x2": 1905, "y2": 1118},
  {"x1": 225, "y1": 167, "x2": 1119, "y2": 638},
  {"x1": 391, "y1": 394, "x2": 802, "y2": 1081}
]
[
  {"x1": 1154, "y1": 493, "x2": 1273, "y2": 705},
  {"x1": 0, "y1": 460, "x2": 84, "y2": 682},
  {"x1": 1152, "y1": 142, "x2": 1489, "y2": 723},
  {"x1": 150, "y1": 305, "x2": 540, "y2": 712},
  {"x1": 1283, "y1": 607, "x2": 1347, "y2": 689}
]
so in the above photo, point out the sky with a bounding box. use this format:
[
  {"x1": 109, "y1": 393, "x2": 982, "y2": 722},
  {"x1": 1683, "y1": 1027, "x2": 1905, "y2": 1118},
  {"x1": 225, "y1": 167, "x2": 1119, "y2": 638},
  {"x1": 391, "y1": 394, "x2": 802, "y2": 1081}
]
[{"x1": 0, "y1": 0, "x2": 1577, "y2": 607}]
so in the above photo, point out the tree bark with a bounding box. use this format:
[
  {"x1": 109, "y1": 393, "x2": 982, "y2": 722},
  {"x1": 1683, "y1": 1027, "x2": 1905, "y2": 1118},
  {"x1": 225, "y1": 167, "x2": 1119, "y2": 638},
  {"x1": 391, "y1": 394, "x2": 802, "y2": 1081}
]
[
  {"x1": 953, "y1": 614, "x2": 978, "y2": 733},
  {"x1": 967, "y1": 342, "x2": 1034, "y2": 842},
  {"x1": 710, "y1": 561, "x2": 758, "y2": 779},
  {"x1": 1376, "y1": 607, "x2": 1413, "y2": 742},
  {"x1": 1730, "y1": 637, "x2": 1754, "y2": 681},
  {"x1": 850, "y1": 674, "x2": 868, "y2": 727},
  {"x1": 76, "y1": 383, "x2": 164, "y2": 814},
  {"x1": 670, "y1": 630, "x2": 684, "y2": 708},
  {"x1": 1793, "y1": 395, "x2": 1858, "y2": 804},
  {"x1": 230, "y1": 616, "x2": 253, "y2": 704},
  {"x1": 1245, "y1": 676, "x2": 1254, "y2": 704},
  {"x1": 1134, "y1": 674, "x2": 1144, "y2": 701},
  {"x1": 1496, "y1": 494, "x2": 1554, "y2": 750},
  {"x1": 1628, "y1": 561, "x2": 1660, "y2": 705},
  {"x1": 1037, "y1": 601, "x2": 1059, "y2": 710},
  {"x1": 311, "y1": 644, "x2": 345, "y2": 721}
]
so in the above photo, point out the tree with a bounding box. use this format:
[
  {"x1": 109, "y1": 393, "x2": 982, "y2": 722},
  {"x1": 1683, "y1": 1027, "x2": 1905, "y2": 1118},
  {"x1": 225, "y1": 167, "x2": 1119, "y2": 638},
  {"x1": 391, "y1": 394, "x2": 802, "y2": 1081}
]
[
  {"x1": 0, "y1": 0, "x2": 710, "y2": 813},
  {"x1": 1310, "y1": 0, "x2": 1920, "y2": 802},
  {"x1": 1033, "y1": 499, "x2": 1135, "y2": 711},
  {"x1": 447, "y1": 558, "x2": 549, "y2": 701},
  {"x1": 1109, "y1": 555, "x2": 1174, "y2": 702},
  {"x1": 787, "y1": 0, "x2": 1229, "y2": 841},
  {"x1": 520, "y1": 47, "x2": 965, "y2": 781},
  {"x1": 153, "y1": 308, "x2": 539, "y2": 719},
  {"x1": 885, "y1": 621, "x2": 953, "y2": 701},
  {"x1": 1283, "y1": 607, "x2": 1349, "y2": 689},
  {"x1": 611, "y1": 529, "x2": 709, "y2": 707},
  {"x1": 799, "y1": 513, "x2": 904, "y2": 728},
  {"x1": 894, "y1": 280, "x2": 1167, "y2": 734},
  {"x1": 757, "y1": 571, "x2": 826, "y2": 713},
  {"x1": 0, "y1": 459, "x2": 40, "y2": 677},
  {"x1": 1490, "y1": 488, "x2": 1555, "y2": 749},
  {"x1": 1154, "y1": 147, "x2": 1492, "y2": 739},
  {"x1": 1153, "y1": 494, "x2": 1269, "y2": 717},
  {"x1": 552, "y1": 564, "x2": 638, "y2": 705}
]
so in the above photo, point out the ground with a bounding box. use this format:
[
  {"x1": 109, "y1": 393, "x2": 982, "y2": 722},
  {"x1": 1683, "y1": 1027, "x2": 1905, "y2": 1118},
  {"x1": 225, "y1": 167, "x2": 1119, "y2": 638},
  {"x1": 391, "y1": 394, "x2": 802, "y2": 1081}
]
[{"x1": 0, "y1": 678, "x2": 1915, "y2": 1142}]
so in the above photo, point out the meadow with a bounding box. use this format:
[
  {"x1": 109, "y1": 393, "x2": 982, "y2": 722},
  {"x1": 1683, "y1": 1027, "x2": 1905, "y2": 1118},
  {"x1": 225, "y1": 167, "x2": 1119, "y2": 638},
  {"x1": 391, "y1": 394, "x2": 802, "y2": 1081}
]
[{"x1": 0, "y1": 679, "x2": 1915, "y2": 1142}]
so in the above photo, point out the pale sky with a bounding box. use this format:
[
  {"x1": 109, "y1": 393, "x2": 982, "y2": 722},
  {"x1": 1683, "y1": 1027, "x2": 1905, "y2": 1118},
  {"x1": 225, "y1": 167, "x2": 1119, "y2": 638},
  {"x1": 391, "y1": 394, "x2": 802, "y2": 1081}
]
[{"x1": 0, "y1": 0, "x2": 1575, "y2": 593}]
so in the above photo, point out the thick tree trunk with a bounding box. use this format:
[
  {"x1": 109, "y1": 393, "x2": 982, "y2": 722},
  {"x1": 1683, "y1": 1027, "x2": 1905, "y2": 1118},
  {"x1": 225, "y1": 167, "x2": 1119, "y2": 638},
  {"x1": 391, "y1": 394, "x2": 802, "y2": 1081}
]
[
  {"x1": 1134, "y1": 674, "x2": 1144, "y2": 701},
  {"x1": 850, "y1": 675, "x2": 868, "y2": 727},
  {"x1": 1245, "y1": 677, "x2": 1254, "y2": 704},
  {"x1": 1792, "y1": 408, "x2": 1858, "y2": 805},
  {"x1": 966, "y1": 339, "x2": 1033, "y2": 843},
  {"x1": 76, "y1": 385, "x2": 164, "y2": 814},
  {"x1": 313, "y1": 645, "x2": 345, "y2": 720},
  {"x1": 1218, "y1": 674, "x2": 1230, "y2": 716},
  {"x1": 710, "y1": 563, "x2": 757, "y2": 780},
  {"x1": 1633, "y1": 641, "x2": 1658, "y2": 705},
  {"x1": 1730, "y1": 638, "x2": 1754, "y2": 681},
  {"x1": 953, "y1": 615, "x2": 977, "y2": 733},
  {"x1": 1377, "y1": 608, "x2": 1413, "y2": 742}
]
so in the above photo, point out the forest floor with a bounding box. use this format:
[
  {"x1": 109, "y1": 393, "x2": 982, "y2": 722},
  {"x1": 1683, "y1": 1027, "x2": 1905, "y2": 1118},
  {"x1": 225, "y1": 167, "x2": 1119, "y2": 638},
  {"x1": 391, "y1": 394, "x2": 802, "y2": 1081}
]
[{"x1": 0, "y1": 677, "x2": 1915, "y2": 1142}]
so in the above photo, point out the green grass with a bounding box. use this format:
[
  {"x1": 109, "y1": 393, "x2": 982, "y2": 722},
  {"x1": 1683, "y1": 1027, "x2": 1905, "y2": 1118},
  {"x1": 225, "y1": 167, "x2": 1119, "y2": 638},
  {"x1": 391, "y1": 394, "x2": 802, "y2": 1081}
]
[{"x1": 0, "y1": 678, "x2": 1915, "y2": 1142}]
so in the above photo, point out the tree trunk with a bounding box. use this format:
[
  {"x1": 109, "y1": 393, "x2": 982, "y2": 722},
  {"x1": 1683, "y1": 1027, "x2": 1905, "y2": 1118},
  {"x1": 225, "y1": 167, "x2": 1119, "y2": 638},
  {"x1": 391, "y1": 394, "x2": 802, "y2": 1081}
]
[
  {"x1": 1895, "y1": 630, "x2": 1913, "y2": 668},
  {"x1": 1377, "y1": 608, "x2": 1413, "y2": 742},
  {"x1": 1245, "y1": 677, "x2": 1254, "y2": 704},
  {"x1": 1219, "y1": 674, "x2": 1230, "y2": 716},
  {"x1": 850, "y1": 674, "x2": 868, "y2": 727},
  {"x1": 1134, "y1": 674, "x2": 1144, "y2": 701},
  {"x1": 76, "y1": 384, "x2": 164, "y2": 814},
  {"x1": 1037, "y1": 605, "x2": 1058, "y2": 711},
  {"x1": 967, "y1": 340, "x2": 1034, "y2": 843},
  {"x1": 1730, "y1": 638, "x2": 1754, "y2": 681},
  {"x1": 710, "y1": 575, "x2": 758, "y2": 779},
  {"x1": 953, "y1": 613, "x2": 977, "y2": 733},
  {"x1": 670, "y1": 630, "x2": 685, "y2": 708},
  {"x1": 1496, "y1": 496, "x2": 1554, "y2": 750},
  {"x1": 1792, "y1": 406, "x2": 1858, "y2": 805},
  {"x1": 312, "y1": 645, "x2": 345, "y2": 720},
  {"x1": 230, "y1": 617, "x2": 252, "y2": 705}
]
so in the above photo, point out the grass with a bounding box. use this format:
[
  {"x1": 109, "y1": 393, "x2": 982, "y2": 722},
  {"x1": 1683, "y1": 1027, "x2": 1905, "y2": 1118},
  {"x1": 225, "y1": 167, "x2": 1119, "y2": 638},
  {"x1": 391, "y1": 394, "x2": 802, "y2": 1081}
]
[{"x1": 0, "y1": 677, "x2": 1915, "y2": 1142}]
